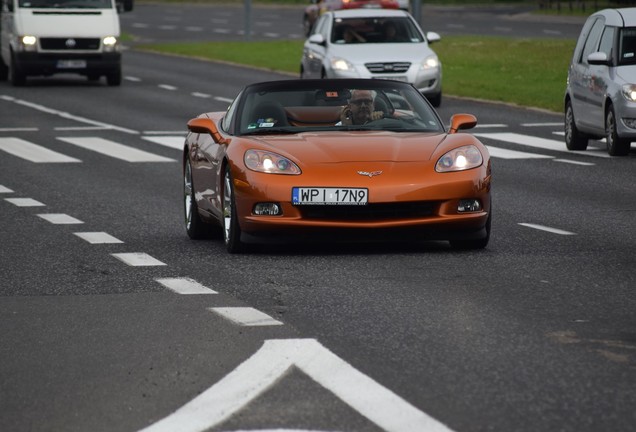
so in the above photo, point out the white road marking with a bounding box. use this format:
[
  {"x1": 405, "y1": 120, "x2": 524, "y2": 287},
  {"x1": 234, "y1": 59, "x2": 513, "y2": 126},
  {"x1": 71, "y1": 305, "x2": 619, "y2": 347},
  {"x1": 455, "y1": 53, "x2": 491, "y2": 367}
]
[
  {"x1": 132, "y1": 23, "x2": 149, "y2": 28},
  {"x1": 5, "y1": 197, "x2": 45, "y2": 207},
  {"x1": 0, "y1": 185, "x2": 14, "y2": 193},
  {"x1": 519, "y1": 223, "x2": 576, "y2": 235},
  {"x1": 543, "y1": 29, "x2": 562, "y2": 36},
  {"x1": 522, "y1": 122, "x2": 563, "y2": 127},
  {"x1": 143, "y1": 131, "x2": 184, "y2": 135},
  {"x1": 158, "y1": 84, "x2": 177, "y2": 91},
  {"x1": 142, "y1": 136, "x2": 184, "y2": 150},
  {"x1": 209, "y1": 307, "x2": 283, "y2": 326},
  {"x1": 213, "y1": 28, "x2": 231, "y2": 34},
  {"x1": 214, "y1": 96, "x2": 233, "y2": 103},
  {"x1": 264, "y1": 32, "x2": 280, "y2": 38},
  {"x1": 54, "y1": 126, "x2": 109, "y2": 131},
  {"x1": 37, "y1": 213, "x2": 83, "y2": 224},
  {"x1": 156, "y1": 277, "x2": 217, "y2": 294},
  {"x1": 486, "y1": 146, "x2": 553, "y2": 159},
  {"x1": 0, "y1": 95, "x2": 138, "y2": 135},
  {"x1": 125, "y1": 76, "x2": 142, "y2": 82},
  {"x1": 185, "y1": 26, "x2": 203, "y2": 32},
  {"x1": 111, "y1": 252, "x2": 166, "y2": 266},
  {"x1": 0, "y1": 137, "x2": 81, "y2": 163},
  {"x1": 191, "y1": 92, "x2": 211, "y2": 98},
  {"x1": 138, "y1": 339, "x2": 454, "y2": 432},
  {"x1": 553, "y1": 159, "x2": 595, "y2": 166},
  {"x1": 57, "y1": 137, "x2": 175, "y2": 162},
  {"x1": 477, "y1": 132, "x2": 611, "y2": 158},
  {"x1": 0, "y1": 127, "x2": 38, "y2": 132},
  {"x1": 475, "y1": 123, "x2": 507, "y2": 128},
  {"x1": 74, "y1": 232, "x2": 123, "y2": 244}
]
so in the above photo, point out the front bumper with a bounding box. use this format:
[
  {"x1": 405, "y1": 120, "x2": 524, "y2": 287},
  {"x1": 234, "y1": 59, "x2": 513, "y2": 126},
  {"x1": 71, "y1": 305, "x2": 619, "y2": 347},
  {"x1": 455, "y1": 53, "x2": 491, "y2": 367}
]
[{"x1": 13, "y1": 52, "x2": 121, "y2": 77}]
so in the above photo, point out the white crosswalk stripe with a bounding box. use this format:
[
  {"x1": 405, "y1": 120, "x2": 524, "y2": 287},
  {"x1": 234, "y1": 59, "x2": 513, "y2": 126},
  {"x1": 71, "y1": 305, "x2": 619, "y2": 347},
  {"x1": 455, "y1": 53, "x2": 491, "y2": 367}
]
[
  {"x1": 0, "y1": 137, "x2": 81, "y2": 163},
  {"x1": 57, "y1": 137, "x2": 175, "y2": 162},
  {"x1": 142, "y1": 136, "x2": 185, "y2": 150},
  {"x1": 477, "y1": 132, "x2": 611, "y2": 158}
]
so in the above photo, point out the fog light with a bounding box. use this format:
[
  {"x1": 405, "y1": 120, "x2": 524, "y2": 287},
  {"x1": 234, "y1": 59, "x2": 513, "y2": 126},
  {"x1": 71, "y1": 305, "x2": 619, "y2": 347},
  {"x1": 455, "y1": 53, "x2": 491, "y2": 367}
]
[
  {"x1": 253, "y1": 203, "x2": 281, "y2": 216},
  {"x1": 623, "y1": 118, "x2": 636, "y2": 129},
  {"x1": 458, "y1": 199, "x2": 481, "y2": 213}
]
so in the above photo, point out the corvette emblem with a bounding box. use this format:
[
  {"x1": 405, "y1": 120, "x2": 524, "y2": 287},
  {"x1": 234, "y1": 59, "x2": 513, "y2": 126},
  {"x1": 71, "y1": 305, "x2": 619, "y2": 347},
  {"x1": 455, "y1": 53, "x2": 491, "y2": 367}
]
[{"x1": 357, "y1": 170, "x2": 383, "y2": 177}]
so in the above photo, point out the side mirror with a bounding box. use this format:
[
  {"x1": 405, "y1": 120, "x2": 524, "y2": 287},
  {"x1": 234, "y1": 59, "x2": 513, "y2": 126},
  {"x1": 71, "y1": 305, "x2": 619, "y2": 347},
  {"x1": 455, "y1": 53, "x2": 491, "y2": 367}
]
[
  {"x1": 449, "y1": 113, "x2": 477, "y2": 133},
  {"x1": 309, "y1": 34, "x2": 326, "y2": 45},
  {"x1": 587, "y1": 51, "x2": 610, "y2": 66},
  {"x1": 426, "y1": 31, "x2": 441, "y2": 43},
  {"x1": 187, "y1": 118, "x2": 231, "y2": 145}
]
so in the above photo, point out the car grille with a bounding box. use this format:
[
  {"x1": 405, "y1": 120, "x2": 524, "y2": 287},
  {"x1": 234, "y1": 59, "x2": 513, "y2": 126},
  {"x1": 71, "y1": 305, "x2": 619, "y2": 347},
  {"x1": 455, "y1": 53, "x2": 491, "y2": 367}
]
[
  {"x1": 40, "y1": 38, "x2": 101, "y2": 50},
  {"x1": 365, "y1": 62, "x2": 411, "y2": 74},
  {"x1": 299, "y1": 201, "x2": 437, "y2": 221}
]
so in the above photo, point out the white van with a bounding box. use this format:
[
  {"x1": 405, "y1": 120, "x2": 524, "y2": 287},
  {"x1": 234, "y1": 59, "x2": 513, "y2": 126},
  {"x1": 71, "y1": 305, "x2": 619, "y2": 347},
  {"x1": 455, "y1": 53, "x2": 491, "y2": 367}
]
[{"x1": 0, "y1": 0, "x2": 132, "y2": 86}]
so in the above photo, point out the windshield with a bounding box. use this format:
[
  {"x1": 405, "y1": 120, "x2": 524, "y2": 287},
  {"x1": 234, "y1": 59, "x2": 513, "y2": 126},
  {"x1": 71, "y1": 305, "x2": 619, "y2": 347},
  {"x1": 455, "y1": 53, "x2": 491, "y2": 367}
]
[
  {"x1": 236, "y1": 80, "x2": 443, "y2": 136},
  {"x1": 619, "y1": 27, "x2": 636, "y2": 66},
  {"x1": 330, "y1": 17, "x2": 424, "y2": 44},
  {"x1": 18, "y1": 0, "x2": 113, "y2": 8}
]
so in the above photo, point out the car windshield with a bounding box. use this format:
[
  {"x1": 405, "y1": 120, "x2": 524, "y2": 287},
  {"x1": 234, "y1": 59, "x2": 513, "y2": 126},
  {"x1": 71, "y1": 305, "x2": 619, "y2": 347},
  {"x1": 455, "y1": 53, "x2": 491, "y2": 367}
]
[
  {"x1": 18, "y1": 0, "x2": 113, "y2": 8},
  {"x1": 236, "y1": 80, "x2": 443, "y2": 136},
  {"x1": 330, "y1": 17, "x2": 424, "y2": 44},
  {"x1": 618, "y1": 27, "x2": 636, "y2": 65}
]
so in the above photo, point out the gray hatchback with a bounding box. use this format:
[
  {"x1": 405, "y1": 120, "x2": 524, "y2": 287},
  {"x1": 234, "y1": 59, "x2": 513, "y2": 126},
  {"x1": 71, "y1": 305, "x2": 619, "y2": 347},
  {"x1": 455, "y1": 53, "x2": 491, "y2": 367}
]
[{"x1": 565, "y1": 8, "x2": 636, "y2": 156}]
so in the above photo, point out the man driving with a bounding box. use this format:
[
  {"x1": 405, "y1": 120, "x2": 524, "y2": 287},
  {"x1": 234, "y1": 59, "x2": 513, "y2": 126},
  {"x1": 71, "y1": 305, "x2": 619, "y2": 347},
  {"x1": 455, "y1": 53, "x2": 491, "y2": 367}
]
[{"x1": 338, "y1": 89, "x2": 384, "y2": 125}]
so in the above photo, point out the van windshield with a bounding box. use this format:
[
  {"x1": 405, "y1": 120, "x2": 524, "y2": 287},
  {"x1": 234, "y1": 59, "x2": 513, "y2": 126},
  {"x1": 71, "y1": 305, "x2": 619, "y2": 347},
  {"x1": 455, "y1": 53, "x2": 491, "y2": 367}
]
[{"x1": 18, "y1": 0, "x2": 113, "y2": 8}]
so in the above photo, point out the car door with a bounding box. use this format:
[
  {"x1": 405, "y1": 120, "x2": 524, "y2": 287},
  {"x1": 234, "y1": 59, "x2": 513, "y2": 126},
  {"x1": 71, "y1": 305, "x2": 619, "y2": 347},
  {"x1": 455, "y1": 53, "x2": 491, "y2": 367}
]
[
  {"x1": 570, "y1": 17, "x2": 606, "y2": 130},
  {"x1": 303, "y1": 14, "x2": 330, "y2": 78}
]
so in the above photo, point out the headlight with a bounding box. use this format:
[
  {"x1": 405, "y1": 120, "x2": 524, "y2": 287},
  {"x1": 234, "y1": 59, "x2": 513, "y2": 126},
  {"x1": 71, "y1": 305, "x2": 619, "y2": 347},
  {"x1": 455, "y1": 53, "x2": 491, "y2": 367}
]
[
  {"x1": 421, "y1": 55, "x2": 439, "y2": 70},
  {"x1": 622, "y1": 84, "x2": 636, "y2": 102},
  {"x1": 244, "y1": 149, "x2": 301, "y2": 175},
  {"x1": 19, "y1": 35, "x2": 37, "y2": 51},
  {"x1": 331, "y1": 57, "x2": 355, "y2": 72},
  {"x1": 103, "y1": 36, "x2": 119, "y2": 52},
  {"x1": 435, "y1": 145, "x2": 483, "y2": 172}
]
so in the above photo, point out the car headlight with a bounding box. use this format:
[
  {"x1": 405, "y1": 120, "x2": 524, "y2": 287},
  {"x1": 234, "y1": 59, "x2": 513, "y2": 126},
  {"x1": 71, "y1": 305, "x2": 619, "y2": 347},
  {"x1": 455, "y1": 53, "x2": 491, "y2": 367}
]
[
  {"x1": 103, "y1": 36, "x2": 119, "y2": 52},
  {"x1": 244, "y1": 149, "x2": 301, "y2": 175},
  {"x1": 435, "y1": 145, "x2": 483, "y2": 172},
  {"x1": 331, "y1": 57, "x2": 355, "y2": 72},
  {"x1": 19, "y1": 35, "x2": 37, "y2": 52},
  {"x1": 622, "y1": 84, "x2": 636, "y2": 102},
  {"x1": 421, "y1": 55, "x2": 439, "y2": 70}
]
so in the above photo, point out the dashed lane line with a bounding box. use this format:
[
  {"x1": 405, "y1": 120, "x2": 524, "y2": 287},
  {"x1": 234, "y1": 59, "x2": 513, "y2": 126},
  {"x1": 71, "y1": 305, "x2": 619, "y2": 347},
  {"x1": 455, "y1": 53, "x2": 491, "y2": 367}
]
[
  {"x1": 209, "y1": 307, "x2": 283, "y2": 327},
  {"x1": 156, "y1": 277, "x2": 218, "y2": 295},
  {"x1": 5, "y1": 197, "x2": 45, "y2": 207},
  {"x1": 111, "y1": 252, "x2": 167, "y2": 266},
  {"x1": 74, "y1": 232, "x2": 124, "y2": 244},
  {"x1": 37, "y1": 213, "x2": 84, "y2": 224},
  {"x1": 518, "y1": 223, "x2": 576, "y2": 236}
]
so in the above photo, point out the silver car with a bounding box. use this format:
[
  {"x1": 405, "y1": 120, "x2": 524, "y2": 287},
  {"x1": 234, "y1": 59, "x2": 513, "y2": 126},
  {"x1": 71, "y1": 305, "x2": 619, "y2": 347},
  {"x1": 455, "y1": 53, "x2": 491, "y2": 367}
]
[
  {"x1": 300, "y1": 9, "x2": 442, "y2": 106},
  {"x1": 565, "y1": 8, "x2": 636, "y2": 156}
]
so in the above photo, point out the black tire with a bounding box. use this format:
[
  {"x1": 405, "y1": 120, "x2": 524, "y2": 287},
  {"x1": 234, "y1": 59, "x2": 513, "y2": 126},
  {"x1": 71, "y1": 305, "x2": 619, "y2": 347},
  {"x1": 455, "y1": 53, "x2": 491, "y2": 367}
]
[
  {"x1": 9, "y1": 53, "x2": 26, "y2": 87},
  {"x1": 184, "y1": 158, "x2": 214, "y2": 239},
  {"x1": 427, "y1": 92, "x2": 442, "y2": 107},
  {"x1": 106, "y1": 68, "x2": 122, "y2": 86},
  {"x1": 564, "y1": 100, "x2": 588, "y2": 150},
  {"x1": 222, "y1": 167, "x2": 246, "y2": 253},
  {"x1": 605, "y1": 106, "x2": 631, "y2": 156},
  {"x1": 449, "y1": 208, "x2": 491, "y2": 250},
  {"x1": 0, "y1": 58, "x2": 8, "y2": 81}
]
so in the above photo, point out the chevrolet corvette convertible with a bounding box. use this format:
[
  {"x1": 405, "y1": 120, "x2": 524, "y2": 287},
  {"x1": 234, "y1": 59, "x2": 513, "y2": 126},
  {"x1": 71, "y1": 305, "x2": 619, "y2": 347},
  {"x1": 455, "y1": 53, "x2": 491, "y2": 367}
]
[{"x1": 183, "y1": 79, "x2": 491, "y2": 253}]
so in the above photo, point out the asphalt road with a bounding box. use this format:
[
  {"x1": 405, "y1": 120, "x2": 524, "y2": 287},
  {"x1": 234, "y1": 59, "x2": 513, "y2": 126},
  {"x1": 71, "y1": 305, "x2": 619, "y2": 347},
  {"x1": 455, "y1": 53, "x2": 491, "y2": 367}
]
[{"x1": 1, "y1": 4, "x2": 635, "y2": 432}]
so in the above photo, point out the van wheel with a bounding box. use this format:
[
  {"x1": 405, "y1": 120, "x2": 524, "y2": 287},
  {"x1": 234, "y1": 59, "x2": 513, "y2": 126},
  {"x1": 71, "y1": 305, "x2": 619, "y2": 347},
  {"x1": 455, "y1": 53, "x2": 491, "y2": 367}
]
[
  {"x1": 106, "y1": 68, "x2": 122, "y2": 86},
  {"x1": 564, "y1": 100, "x2": 588, "y2": 150},
  {"x1": 0, "y1": 58, "x2": 8, "y2": 81},
  {"x1": 606, "y1": 106, "x2": 631, "y2": 156},
  {"x1": 9, "y1": 54, "x2": 26, "y2": 86}
]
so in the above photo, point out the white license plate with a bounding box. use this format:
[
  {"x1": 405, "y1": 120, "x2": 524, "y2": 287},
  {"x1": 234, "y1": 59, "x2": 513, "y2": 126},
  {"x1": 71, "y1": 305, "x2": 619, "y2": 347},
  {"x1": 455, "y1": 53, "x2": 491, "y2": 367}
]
[
  {"x1": 292, "y1": 187, "x2": 368, "y2": 205},
  {"x1": 57, "y1": 60, "x2": 87, "y2": 69}
]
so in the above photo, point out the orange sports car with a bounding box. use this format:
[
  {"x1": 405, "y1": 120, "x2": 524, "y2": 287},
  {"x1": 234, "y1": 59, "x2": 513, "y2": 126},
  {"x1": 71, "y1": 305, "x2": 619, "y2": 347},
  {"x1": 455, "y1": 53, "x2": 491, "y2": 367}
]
[{"x1": 183, "y1": 79, "x2": 491, "y2": 253}]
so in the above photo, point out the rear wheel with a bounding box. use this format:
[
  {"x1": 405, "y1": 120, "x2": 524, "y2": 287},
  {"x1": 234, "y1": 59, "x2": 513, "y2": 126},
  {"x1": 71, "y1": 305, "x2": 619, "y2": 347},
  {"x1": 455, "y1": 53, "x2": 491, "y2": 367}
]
[
  {"x1": 605, "y1": 106, "x2": 631, "y2": 156},
  {"x1": 564, "y1": 100, "x2": 588, "y2": 150},
  {"x1": 222, "y1": 167, "x2": 246, "y2": 253}
]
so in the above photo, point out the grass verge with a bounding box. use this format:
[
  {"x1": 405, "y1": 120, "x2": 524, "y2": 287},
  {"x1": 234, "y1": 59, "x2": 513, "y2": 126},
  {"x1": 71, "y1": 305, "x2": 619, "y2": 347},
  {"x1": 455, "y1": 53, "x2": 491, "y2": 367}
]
[{"x1": 137, "y1": 36, "x2": 575, "y2": 113}]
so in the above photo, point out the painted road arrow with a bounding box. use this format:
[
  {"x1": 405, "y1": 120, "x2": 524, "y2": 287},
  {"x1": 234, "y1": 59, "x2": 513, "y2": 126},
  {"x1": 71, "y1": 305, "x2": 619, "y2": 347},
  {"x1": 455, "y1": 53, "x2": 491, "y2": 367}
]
[{"x1": 139, "y1": 339, "x2": 454, "y2": 432}]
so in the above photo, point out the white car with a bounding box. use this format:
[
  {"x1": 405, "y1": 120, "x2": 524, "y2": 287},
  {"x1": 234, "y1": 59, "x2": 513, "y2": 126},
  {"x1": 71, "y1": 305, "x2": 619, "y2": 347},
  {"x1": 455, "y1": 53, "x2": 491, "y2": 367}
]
[{"x1": 300, "y1": 9, "x2": 442, "y2": 106}]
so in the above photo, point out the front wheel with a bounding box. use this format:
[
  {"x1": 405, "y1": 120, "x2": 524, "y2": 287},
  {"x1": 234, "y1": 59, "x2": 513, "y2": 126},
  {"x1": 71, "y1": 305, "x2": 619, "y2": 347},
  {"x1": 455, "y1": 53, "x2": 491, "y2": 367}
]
[
  {"x1": 449, "y1": 209, "x2": 491, "y2": 250},
  {"x1": 222, "y1": 167, "x2": 246, "y2": 253},
  {"x1": 106, "y1": 67, "x2": 122, "y2": 86},
  {"x1": 9, "y1": 53, "x2": 26, "y2": 86},
  {"x1": 564, "y1": 100, "x2": 588, "y2": 150},
  {"x1": 606, "y1": 106, "x2": 631, "y2": 156}
]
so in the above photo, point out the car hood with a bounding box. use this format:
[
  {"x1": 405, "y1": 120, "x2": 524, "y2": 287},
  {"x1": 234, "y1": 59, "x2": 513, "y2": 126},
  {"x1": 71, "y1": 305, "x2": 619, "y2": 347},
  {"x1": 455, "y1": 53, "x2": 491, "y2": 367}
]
[
  {"x1": 247, "y1": 131, "x2": 446, "y2": 164},
  {"x1": 615, "y1": 65, "x2": 636, "y2": 83},
  {"x1": 327, "y1": 42, "x2": 435, "y2": 63}
]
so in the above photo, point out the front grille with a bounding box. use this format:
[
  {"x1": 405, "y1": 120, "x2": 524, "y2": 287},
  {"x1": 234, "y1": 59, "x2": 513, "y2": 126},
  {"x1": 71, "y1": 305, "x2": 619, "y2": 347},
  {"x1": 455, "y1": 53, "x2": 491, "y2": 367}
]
[
  {"x1": 298, "y1": 201, "x2": 437, "y2": 221},
  {"x1": 365, "y1": 62, "x2": 411, "y2": 74},
  {"x1": 40, "y1": 38, "x2": 100, "y2": 50}
]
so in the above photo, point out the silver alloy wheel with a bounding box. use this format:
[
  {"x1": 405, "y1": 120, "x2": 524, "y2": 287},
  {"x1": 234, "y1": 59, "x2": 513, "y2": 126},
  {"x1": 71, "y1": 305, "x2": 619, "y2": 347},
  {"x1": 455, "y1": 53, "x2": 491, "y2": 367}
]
[
  {"x1": 223, "y1": 170, "x2": 233, "y2": 244},
  {"x1": 184, "y1": 160, "x2": 194, "y2": 231}
]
